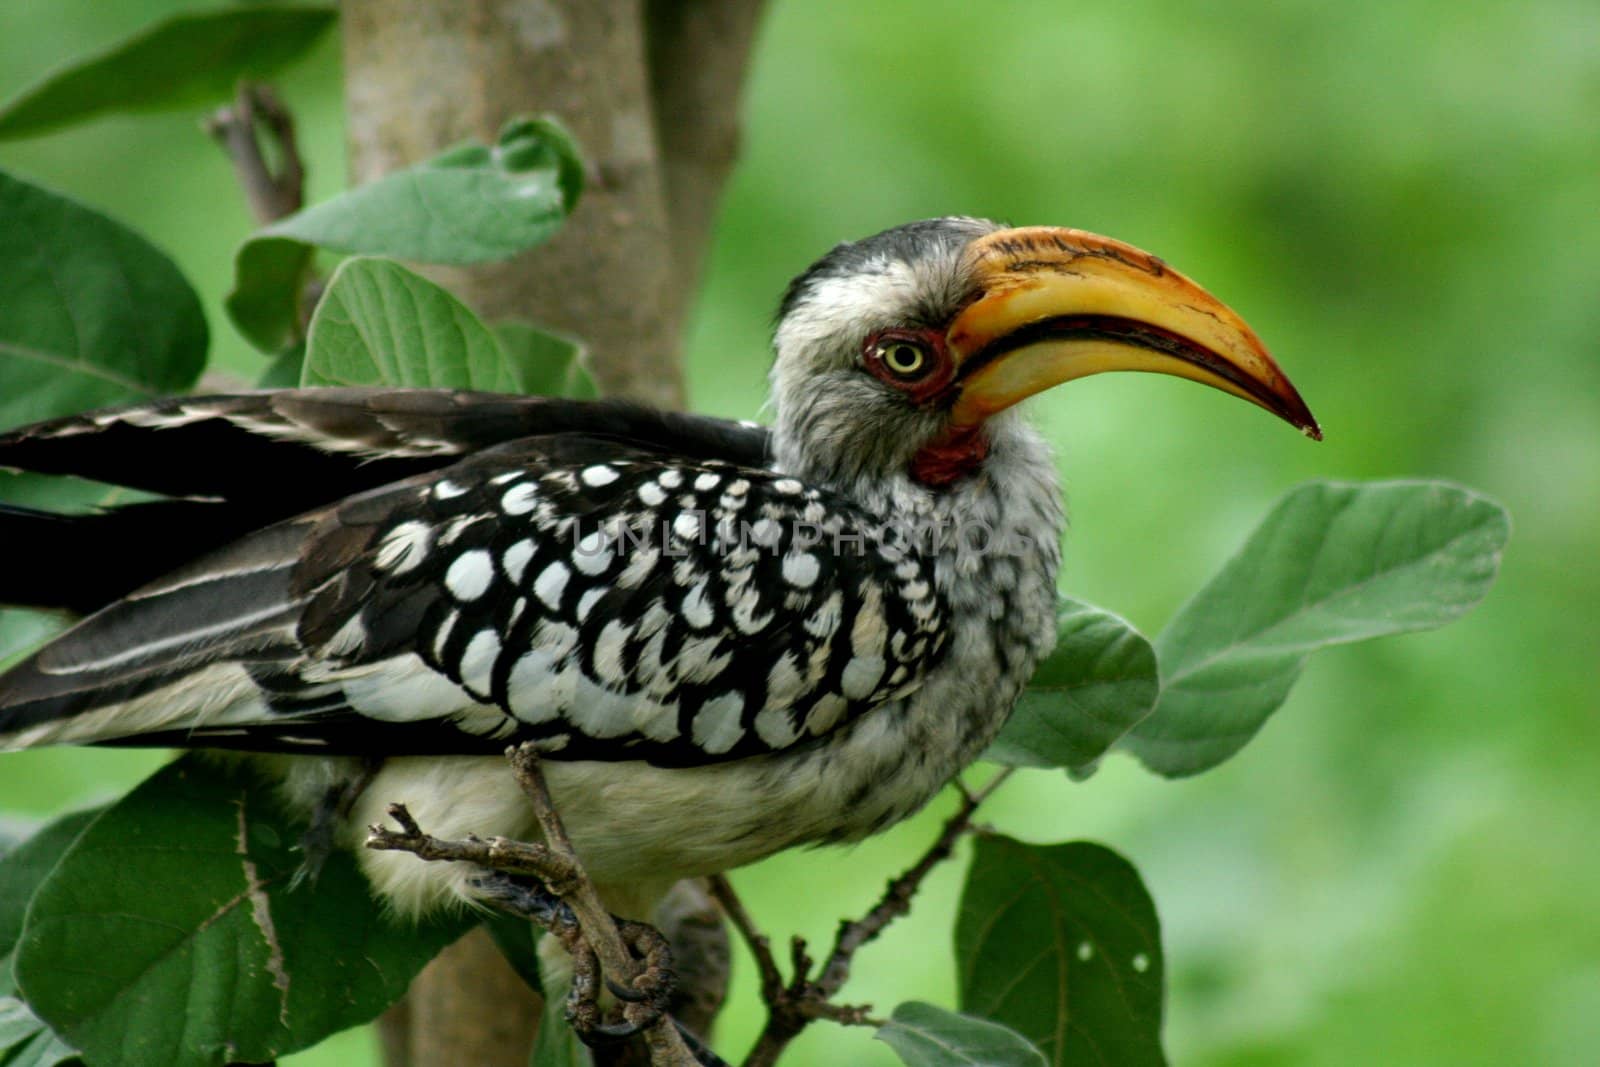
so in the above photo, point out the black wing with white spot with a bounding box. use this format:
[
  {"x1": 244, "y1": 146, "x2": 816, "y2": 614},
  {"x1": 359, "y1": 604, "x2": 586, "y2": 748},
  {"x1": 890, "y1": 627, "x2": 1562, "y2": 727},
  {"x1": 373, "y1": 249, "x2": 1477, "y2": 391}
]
[
  {"x1": 282, "y1": 437, "x2": 951, "y2": 765},
  {"x1": 0, "y1": 414, "x2": 947, "y2": 767}
]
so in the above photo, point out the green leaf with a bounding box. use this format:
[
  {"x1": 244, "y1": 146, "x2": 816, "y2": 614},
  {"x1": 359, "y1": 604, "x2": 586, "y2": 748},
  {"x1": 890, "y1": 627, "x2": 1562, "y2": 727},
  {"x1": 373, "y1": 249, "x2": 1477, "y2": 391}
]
[
  {"x1": 496, "y1": 115, "x2": 586, "y2": 217},
  {"x1": 0, "y1": 614, "x2": 63, "y2": 675},
  {"x1": 0, "y1": 809, "x2": 104, "y2": 980},
  {"x1": 0, "y1": 5, "x2": 337, "y2": 140},
  {"x1": 227, "y1": 117, "x2": 584, "y2": 353},
  {"x1": 303, "y1": 258, "x2": 516, "y2": 390},
  {"x1": 257, "y1": 345, "x2": 306, "y2": 389},
  {"x1": 0, "y1": 998, "x2": 40, "y2": 1053},
  {"x1": 482, "y1": 914, "x2": 543, "y2": 995},
  {"x1": 274, "y1": 124, "x2": 574, "y2": 261},
  {"x1": 876, "y1": 1002, "x2": 1047, "y2": 1067},
  {"x1": 493, "y1": 321, "x2": 598, "y2": 399},
  {"x1": 987, "y1": 597, "x2": 1158, "y2": 774},
  {"x1": 0, "y1": 999, "x2": 78, "y2": 1067},
  {"x1": 957, "y1": 838, "x2": 1165, "y2": 1067},
  {"x1": 0, "y1": 169, "x2": 207, "y2": 429},
  {"x1": 0, "y1": 811, "x2": 99, "y2": 1067},
  {"x1": 14, "y1": 756, "x2": 472, "y2": 1067},
  {"x1": 226, "y1": 237, "x2": 314, "y2": 355},
  {"x1": 1124, "y1": 479, "x2": 1511, "y2": 777},
  {"x1": 528, "y1": 983, "x2": 592, "y2": 1067}
]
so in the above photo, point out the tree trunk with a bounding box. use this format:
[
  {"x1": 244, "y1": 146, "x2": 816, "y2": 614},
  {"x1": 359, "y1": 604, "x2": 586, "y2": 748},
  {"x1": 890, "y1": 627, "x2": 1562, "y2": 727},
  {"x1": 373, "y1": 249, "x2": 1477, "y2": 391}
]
[{"x1": 339, "y1": 0, "x2": 764, "y2": 1062}]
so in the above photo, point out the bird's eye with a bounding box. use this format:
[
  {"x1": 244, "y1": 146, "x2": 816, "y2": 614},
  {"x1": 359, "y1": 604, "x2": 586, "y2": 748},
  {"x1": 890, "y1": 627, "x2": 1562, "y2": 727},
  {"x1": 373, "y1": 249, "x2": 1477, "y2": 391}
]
[{"x1": 877, "y1": 341, "x2": 929, "y2": 378}]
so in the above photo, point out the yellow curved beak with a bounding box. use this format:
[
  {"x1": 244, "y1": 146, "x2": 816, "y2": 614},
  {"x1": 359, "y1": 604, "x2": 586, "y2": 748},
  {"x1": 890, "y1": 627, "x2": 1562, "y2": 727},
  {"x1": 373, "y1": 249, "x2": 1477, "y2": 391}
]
[{"x1": 947, "y1": 226, "x2": 1321, "y2": 439}]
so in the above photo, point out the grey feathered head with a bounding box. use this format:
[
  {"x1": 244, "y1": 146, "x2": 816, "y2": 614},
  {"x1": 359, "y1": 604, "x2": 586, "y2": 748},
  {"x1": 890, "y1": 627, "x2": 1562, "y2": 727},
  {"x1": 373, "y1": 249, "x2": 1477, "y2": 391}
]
[{"x1": 766, "y1": 217, "x2": 1320, "y2": 489}]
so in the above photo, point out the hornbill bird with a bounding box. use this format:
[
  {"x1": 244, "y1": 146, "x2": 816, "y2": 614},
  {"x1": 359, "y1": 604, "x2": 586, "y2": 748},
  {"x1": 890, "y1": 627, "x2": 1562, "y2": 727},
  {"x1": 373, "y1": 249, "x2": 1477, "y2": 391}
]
[{"x1": 0, "y1": 218, "x2": 1318, "y2": 924}]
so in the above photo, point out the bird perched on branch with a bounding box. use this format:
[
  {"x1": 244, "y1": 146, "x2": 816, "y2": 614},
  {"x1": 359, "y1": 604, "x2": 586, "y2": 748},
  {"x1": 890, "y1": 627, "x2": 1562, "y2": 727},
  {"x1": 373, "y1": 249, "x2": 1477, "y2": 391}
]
[{"x1": 0, "y1": 218, "x2": 1317, "y2": 921}]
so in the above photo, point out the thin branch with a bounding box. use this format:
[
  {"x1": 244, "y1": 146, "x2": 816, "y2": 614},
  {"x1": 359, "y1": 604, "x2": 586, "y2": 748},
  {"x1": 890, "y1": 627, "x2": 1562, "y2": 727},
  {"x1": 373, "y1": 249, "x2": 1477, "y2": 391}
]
[
  {"x1": 722, "y1": 767, "x2": 1016, "y2": 1067},
  {"x1": 204, "y1": 82, "x2": 305, "y2": 226},
  {"x1": 816, "y1": 767, "x2": 1013, "y2": 996},
  {"x1": 707, "y1": 874, "x2": 783, "y2": 1003},
  {"x1": 508, "y1": 745, "x2": 652, "y2": 994}
]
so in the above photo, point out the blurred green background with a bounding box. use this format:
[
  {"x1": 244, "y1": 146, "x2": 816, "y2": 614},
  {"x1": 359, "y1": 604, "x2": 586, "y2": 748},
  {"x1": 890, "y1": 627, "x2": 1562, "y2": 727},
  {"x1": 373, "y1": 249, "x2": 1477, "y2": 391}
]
[{"x1": 2, "y1": 1, "x2": 1597, "y2": 1064}]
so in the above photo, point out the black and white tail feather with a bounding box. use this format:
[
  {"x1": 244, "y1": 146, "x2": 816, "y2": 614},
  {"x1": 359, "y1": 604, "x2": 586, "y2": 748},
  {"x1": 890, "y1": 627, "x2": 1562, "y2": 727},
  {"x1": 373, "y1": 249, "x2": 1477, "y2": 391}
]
[{"x1": 0, "y1": 389, "x2": 948, "y2": 769}]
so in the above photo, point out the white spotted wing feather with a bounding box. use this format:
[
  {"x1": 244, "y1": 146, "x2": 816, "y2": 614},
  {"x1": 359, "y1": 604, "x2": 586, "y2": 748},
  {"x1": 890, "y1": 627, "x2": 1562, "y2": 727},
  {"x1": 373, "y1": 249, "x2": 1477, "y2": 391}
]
[
  {"x1": 293, "y1": 440, "x2": 951, "y2": 765},
  {"x1": 0, "y1": 435, "x2": 950, "y2": 768}
]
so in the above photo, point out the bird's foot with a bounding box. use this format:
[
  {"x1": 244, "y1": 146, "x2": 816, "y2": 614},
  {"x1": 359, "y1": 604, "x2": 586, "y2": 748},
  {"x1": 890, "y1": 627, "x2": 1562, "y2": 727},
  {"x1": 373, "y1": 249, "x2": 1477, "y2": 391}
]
[
  {"x1": 290, "y1": 759, "x2": 381, "y2": 890},
  {"x1": 468, "y1": 872, "x2": 678, "y2": 1045},
  {"x1": 288, "y1": 819, "x2": 335, "y2": 891},
  {"x1": 468, "y1": 870, "x2": 577, "y2": 930},
  {"x1": 563, "y1": 917, "x2": 677, "y2": 1046}
]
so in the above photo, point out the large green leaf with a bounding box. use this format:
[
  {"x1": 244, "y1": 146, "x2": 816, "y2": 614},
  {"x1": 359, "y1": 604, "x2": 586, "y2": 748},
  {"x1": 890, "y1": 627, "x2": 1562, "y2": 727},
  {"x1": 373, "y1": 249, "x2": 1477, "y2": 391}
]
[
  {"x1": 481, "y1": 914, "x2": 542, "y2": 995},
  {"x1": 0, "y1": 5, "x2": 337, "y2": 140},
  {"x1": 0, "y1": 998, "x2": 42, "y2": 1054},
  {"x1": 14, "y1": 757, "x2": 472, "y2": 1067},
  {"x1": 493, "y1": 321, "x2": 598, "y2": 400},
  {"x1": 226, "y1": 237, "x2": 317, "y2": 356},
  {"x1": 0, "y1": 999, "x2": 78, "y2": 1067},
  {"x1": 0, "y1": 811, "x2": 100, "y2": 1067},
  {"x1": 227, "y1": 117, "x2": 584, "y2": 353},
  {"x1": 0, "y1": 809, "x2": 104, "y2": 987},
  {"x1": 0, "y1": 615, "x2": 63, "y2": 676},
  {"x1": 0, "y1": 1004, "x2": 77, "y2": 1067},
  {"x1": 987, "y1": 598, "x2": 1158, "y2": 774},
  {"x1": 1124, "y1": 479, "x2": 1511, "y2": 777},
  {"x1": 528, "y1": 987, "x2": 593, "y2": 1067},
  {"x1": 876, "y1": 1002, "x2": 1046, "y2": 1067},
  {"x1": 957, "y1": 838, "x2": 1165, "y2": 1067},
  {"x1": 0, "y1": 170, "x2": 206, "y2": 429},
  {"x1": 303, "y1": 258, "x2": 517, "y2": 390}
]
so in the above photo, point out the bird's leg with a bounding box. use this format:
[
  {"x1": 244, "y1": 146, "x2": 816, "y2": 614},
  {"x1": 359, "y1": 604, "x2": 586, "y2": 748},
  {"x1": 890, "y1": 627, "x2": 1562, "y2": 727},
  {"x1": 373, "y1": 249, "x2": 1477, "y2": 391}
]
[
  {"x1": 612, "y1": 919, "x2": 675, "y2": 1008},
  {"x1": 469, "y1": 873, "x2": 675, "y2": 1047},
  {"x1": 466, "y1": 870, "x2": 637, "y2": 1046},
  {"x1": 468, "y1": 869, "x2": 578, "y2": 930},
  {"x1": 503, "y1": 745, "x2": 684, "y2": 1023},
  {"x1": 291, "y1": 756, "x2": 382, "y2": 889}
]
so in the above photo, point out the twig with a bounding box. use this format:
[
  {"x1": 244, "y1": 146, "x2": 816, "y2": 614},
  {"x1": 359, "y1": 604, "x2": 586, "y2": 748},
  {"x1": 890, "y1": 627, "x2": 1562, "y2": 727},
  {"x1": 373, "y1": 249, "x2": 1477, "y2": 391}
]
[
  {"x1": 721, "y1": 768, "x2": 1016, "y2": 1067},
  {"x1": 707, "y1": 874, "x2": 783, "y2": 1004},
  {"x1": 508, "y1": 745, "x2": 656, "y2": 996},
  {"x1": 365, "y1": 744, "x2": 698, "y2": 1066},
  {"x1": 817, "y1": 767, "x2": 1013, "y2": 994},
  {"x1": 203, "y1": 82, "x2": 305, "y2": 225}
]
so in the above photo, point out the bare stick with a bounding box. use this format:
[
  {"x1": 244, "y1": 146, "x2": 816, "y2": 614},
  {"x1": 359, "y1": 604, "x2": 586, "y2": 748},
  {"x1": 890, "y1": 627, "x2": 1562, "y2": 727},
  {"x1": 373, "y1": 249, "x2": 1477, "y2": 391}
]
[
  {"x1": 726, "y1": 768, "x2": 1015, "y2": 1067},
  {"x1": 506, "y1": 745, "x2": 662, "y2": 1005},
  {"x1": 366, "y1": 803, "x2": 576, "y2": 882},
  {"x1": 204, "y1": 82, "x2": 305, "y2": 225},
  {"x1": 817, "y1": 768, "x2": 1013, "y2": 995},
  {"x1": 707, "y1": 874, "x2": 784, "y2": 1004}
]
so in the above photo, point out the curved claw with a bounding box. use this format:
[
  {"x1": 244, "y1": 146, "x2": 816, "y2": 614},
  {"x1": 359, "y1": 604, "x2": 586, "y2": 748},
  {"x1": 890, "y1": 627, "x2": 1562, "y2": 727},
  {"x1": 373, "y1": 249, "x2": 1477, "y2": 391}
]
[
  {"x1": 575, "y1": 1016, "x2": 658, "y2": 1047},
  {"x1": 603, "y1": 975, "x2": 654, "y2": 1003},
  {"x1": 674, "y1": 1020, "x2": 733, "y2": 1067}
]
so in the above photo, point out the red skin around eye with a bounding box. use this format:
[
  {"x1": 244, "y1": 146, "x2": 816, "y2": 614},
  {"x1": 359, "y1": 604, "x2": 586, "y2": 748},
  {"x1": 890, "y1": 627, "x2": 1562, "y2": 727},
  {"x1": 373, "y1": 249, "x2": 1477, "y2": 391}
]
[
  {"x1": 862, "y1": 327, "x2": 955, "y2": 404},
  {"x1": 862, "y1": 328, "x2": 990, "y2": 486}
]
